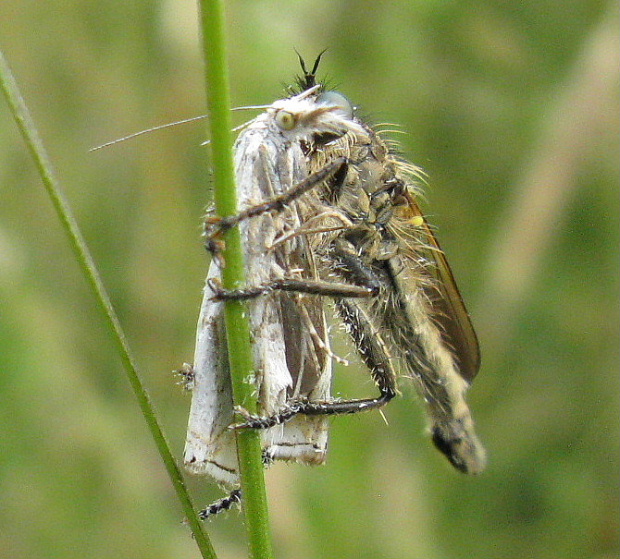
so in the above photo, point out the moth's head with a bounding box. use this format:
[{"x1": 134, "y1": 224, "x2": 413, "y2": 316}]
[{"x1": 268, "y1": 85, "x2": 364, "y2": 143}]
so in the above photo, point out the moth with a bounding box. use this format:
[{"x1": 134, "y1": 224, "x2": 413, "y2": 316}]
[
  {"x1": 184, "y1": 56, "x2": 485, "y2": 515},
  {"x1": 183, "y1": 81, "x2": 348, "y2": 490}
]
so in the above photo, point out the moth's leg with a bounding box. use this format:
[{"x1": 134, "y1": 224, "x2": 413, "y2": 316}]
[
  {"x1": 205, "y1": 157, "x2": 347, "y2": 255},
  {"x1": 198, "y1": 489, "x2": 242, "y2": 520},
  {"x1": 174, "y1": 362, "x2": 195, "y2": 391}
]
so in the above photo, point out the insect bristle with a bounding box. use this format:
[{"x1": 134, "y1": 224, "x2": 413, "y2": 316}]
[{"x1": 294, "y1": 49, "x2": 328, "y2": 92}]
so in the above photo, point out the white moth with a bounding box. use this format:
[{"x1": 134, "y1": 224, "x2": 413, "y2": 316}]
[{"x1": 183, "y1": 86, "x2": 359, "y2": 486}]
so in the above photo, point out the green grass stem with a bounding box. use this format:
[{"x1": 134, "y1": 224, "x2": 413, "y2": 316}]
[
  {"x1": 0, "y1": 49, "x2": 217, "y2": 559},
  {"x1": 197, "y1": 2, "x2": 274, "y2": 558}
]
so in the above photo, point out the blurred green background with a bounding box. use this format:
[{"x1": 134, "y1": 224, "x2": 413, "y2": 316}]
[{"x1": 1, "y1": 1, "x2": 618, "y2": 558}]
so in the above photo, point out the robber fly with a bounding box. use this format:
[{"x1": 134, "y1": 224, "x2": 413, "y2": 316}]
[
  {"x1": 185, "y1": 54, "x2": 485, "y2": 516},
  {"x1": 304, "y1": 67, "x2": 485, "y2": 475}
]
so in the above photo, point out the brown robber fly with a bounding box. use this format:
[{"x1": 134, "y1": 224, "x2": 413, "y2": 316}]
[{"x1": 185, "y1": 54, "x2": 485, "y2": 517}]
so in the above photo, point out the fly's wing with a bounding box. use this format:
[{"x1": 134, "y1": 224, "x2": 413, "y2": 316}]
[
  {"x1": 183, "y1": 260, "x2": 238, "y2": 486},
  {"x1": 388, "y1": 190, "x2": 485, "y2": 474},
  {"x1": 398, "y1": 191, "x2": 481, "y2": 382}
]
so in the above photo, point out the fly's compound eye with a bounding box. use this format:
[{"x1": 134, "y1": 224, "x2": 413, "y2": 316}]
[
  {"x1": 316, "y1": 90, "x2": 354, "y2": 119},
  {"x1": 275, "y1": 110, "x2": 297, "y2": 131}
]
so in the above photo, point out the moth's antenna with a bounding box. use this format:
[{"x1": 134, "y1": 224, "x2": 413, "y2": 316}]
[
  {"x1": 89, "y1": 115, "x2": 209, "y2": 152},
  {"x1": 90, "y1": 105, "x2": 271, "y2": 152},
  {"x1": 199, "y1": 119, "x2": 257, "y2": 146}
]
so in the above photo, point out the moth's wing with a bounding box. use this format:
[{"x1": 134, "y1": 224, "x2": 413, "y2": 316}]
[
  {"x1": 263, "y1": 197, "x2": 332, "y2": 464},
  {"x1": 236, "y1": 130, "x2": 298, "y2": 412},
  {"x1": 236, "y1": 129, "x2": 331, "y2": 464},
  {"x1": 267, "y1": 290, "x2": 330, "y2": 465},
  {"x1": 183, "y1": 260, "x2": 239, "y2": 486},
  {"x1": 399, "y1": 192, "x2": 481, "y2": 382},
  {"x1": 280, "y1": 218, "x2": 331, "y2": 399}
]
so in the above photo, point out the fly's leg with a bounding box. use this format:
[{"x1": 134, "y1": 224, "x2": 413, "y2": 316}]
[
  {"x1": 209, "y1": 162, "x2": 398, "y2": 426},
  {"x1": 207, "y1": 277, "x2": 374, "y2": 301},
  {"x1": 206, "y1": 189, "x2": 377, "y2": 299},
  {"x1": 231, "y1": 292, "x2": 397, "y2": 430},
  {"x1": 231, "y1": 242, "x2": 401, "y2": 430},
  {"x1": 208, "y1": 220, "x2": 383, "y2": 301},
  {"x1": 205, "y1": 157, "x2": 347, "y2": 258}
]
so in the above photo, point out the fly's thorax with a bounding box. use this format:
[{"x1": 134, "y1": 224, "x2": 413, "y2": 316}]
[{"x1": 306, "y1": 118, "x2": 413, "y2": 227}]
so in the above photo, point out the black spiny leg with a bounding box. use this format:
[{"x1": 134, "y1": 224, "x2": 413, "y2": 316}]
[
  {"x1": 204, "y1": 157, "x2": 347, "y2": 264},
  {"x1": 207, "y1": 277, "x2": 374, "y2": 301},
  {"x1": 198, "y1": 489, "x2": 242, "y2": 520},
  {"x1": 232, "y1": 248, "x2": 399, "y2": 431},
  {"x1": 232, "y1": 386, "x2": 396, "y2": 430}
]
